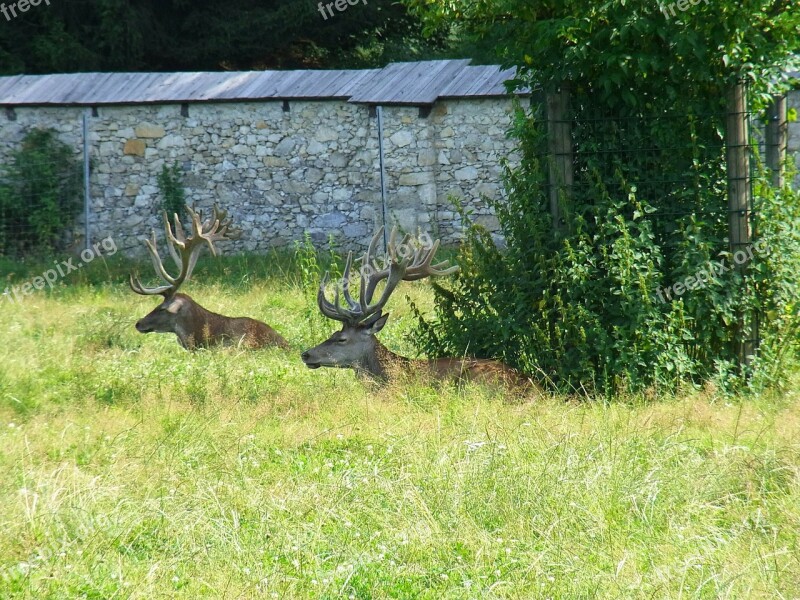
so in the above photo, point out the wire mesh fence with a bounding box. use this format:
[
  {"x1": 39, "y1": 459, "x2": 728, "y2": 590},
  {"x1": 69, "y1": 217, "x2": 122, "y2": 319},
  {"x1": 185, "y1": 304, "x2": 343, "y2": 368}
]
[
  {"x1": 0, "y1": 125, "x2": 88, "y2": 258},
  {"x1": 569, "y1": 110, "x2": 735, "y2": 261},
  {"x1": 535, "y1": 87, "x2": 777, "y2": 367}
]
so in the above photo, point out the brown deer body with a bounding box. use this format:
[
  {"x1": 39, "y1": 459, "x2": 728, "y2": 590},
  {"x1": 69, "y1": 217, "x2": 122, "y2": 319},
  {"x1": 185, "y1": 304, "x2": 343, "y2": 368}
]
[
  {"x1": 130, "y1": 206, "x2": 289, "y2": 350},
  {"x1": 301, "y1": 228, "x2": 531, "y2": 389},
  {"x1": 135, "y1": 292, "x2": 289, "y2": 350},
  {"x1": 303, "y1": 315, "x2": 524, "y2": 385}
]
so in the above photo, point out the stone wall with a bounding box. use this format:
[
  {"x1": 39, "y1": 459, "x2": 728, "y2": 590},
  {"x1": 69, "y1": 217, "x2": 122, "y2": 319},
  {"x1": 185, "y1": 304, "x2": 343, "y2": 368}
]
[
  {"x1": 0, "y1": 98, "x2": 520, "y2": 255},
  {"x1": 2, "y1": 90, "x2": 798, "y2": 256}
]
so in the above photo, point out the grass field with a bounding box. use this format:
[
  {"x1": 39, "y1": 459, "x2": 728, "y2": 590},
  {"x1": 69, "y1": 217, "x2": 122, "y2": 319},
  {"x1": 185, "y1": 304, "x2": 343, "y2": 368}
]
[{"x1": 1, "y1": 253, "x2": 799, "y2": 599}]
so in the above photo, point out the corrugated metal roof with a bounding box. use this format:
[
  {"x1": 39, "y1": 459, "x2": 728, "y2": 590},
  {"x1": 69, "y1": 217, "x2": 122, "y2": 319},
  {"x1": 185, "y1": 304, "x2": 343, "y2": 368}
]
[
  {"x1": 0, "y1": 60, "x2": 524, "y2": 107},
  {"x1": 347, "y1": 59, "x2": 471, "y2": 104},
  {"x1": 439, "y1": 64, "x2": 519, "y2": 98}
]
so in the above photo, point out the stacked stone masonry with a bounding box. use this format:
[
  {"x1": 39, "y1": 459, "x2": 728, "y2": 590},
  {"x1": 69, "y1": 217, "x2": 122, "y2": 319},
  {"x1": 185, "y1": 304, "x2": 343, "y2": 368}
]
[
  {"x1": 2, "y1": 91, "x2": 798, "y2": 256},
  {"x1": 0, "y1": 99, "x2": 521, "y2": 255}
]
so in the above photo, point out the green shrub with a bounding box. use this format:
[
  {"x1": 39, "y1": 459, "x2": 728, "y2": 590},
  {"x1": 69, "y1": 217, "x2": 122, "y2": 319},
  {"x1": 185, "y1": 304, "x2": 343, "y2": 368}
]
[
  {"x1": 413, "y1": 105, "x2": 800, "y2": 396},
  {"x1": 0, "y1": 128, "x2": 82, "y2": 256},
  {"x1": 743, "y1": 160, "x2": 800, "y2": 393},
  {"x1": 156, "y1": 162, "x2": 186, "y2": 222},
  {"x1": 406, "y1": 0, "x2": 800, "y2": 399}
]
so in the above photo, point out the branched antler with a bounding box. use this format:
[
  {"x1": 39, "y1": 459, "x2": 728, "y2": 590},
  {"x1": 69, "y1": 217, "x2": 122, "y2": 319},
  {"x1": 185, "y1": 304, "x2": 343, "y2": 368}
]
[
  {"x1": 129, "y1": 205, "x2": 237, "y2": 297},
  {"x1": 317, "y1": 227, "x2": 459, "y2": 326}
]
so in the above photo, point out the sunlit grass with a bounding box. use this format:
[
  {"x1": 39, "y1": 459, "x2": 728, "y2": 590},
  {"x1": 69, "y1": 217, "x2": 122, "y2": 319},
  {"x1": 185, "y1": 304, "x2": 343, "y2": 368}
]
[{"x1": 0, "y1": 253, "x2": 798, "y2": 598}]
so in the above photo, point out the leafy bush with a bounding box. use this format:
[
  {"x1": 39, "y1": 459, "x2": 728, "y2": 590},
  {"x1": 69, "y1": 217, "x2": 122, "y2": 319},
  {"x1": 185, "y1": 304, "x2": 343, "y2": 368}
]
[
  {"x1": 743, "y1": 161, "x2": 800, "y2": 393},
  {"x1": 0, "y1": 128, "x2": 82, "y2": 256},
  {"x1": 407, "y1": 0, "x2": 800, "y2": 396},
  {"x1": 413, "y1": 103, "x2": 800, "y2": 396},
  {"x1": 156, "y1": 162, "x2": 186, "y2": 222}
]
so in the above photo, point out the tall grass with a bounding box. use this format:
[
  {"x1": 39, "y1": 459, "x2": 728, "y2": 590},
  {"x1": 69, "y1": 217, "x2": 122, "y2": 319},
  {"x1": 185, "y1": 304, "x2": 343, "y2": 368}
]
[{"x1": 0, "y1": 253, "x2": 798, "y2": 598}]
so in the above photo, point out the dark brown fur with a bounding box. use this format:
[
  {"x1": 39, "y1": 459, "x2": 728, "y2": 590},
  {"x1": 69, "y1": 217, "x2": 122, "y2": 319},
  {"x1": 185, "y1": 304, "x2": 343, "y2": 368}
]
[
  {"x1": 374, "y1": 341, "x2": 532, "y2": 389},
  {"x1": 136, "y1": 292, "x2": 289, "y2": 350},
  {"x1": 302, "y1": 313, "x2": 534, "y2": 393}
]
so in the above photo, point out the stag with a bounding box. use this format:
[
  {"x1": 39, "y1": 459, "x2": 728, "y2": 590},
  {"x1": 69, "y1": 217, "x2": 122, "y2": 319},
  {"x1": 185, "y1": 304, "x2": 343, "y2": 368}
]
[
  {"x1": 301, "y1": 228, "x2": 529, "y2": 387},
  {"x1": 130, "y1": 205, "x2": 289, "y2": 350}
]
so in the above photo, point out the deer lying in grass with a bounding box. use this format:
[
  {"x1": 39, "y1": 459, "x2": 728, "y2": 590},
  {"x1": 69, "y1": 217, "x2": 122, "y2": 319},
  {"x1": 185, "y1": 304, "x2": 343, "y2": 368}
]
[
  {"x1": 130, "y1": 205, "x2": 289, "y2": 350},
  {"x1": 301, "y1": 228, "x2": 530, "y2": 389}
]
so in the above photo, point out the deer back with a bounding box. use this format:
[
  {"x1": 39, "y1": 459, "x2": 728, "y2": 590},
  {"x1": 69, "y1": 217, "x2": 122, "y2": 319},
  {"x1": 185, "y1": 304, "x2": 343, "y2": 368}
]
[{"x1": 136, "y1": 293, "x2": 289, "y2": 350}]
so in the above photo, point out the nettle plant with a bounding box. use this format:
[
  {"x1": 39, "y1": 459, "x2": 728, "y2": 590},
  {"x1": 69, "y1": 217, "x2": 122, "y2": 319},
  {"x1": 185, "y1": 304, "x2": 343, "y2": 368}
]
[
  {"x1": 743, "y1": 159, "x2": 800, "y2": 393},
  {"x1": 156, "y1": 162, "x2": 187, "y2": 223},
  {"x1": 408, "y1": 0, "x2": 800, "y2": 395},
  {"x1": 414, "y1": 114, "x2": 708, "y2": 395},
  {"x1": 416, "y1": 106, "x2": 800, "y2": 395}
]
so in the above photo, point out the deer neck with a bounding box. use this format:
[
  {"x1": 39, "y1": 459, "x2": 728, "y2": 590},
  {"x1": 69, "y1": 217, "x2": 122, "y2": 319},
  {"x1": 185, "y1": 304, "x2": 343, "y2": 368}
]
[
  {"x1": 355, "y1": 339, "x2": 410, "y2": 381},
  {"x1": 174, "y1": 296, "x2": 217, "y2": 349}
]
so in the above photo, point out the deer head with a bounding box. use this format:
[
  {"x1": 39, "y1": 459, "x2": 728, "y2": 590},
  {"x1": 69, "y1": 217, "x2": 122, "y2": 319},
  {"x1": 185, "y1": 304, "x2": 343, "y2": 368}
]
[
  {"x1": 301, "y1": 227, "x2": 458, "y2": 378},
  {"x1": 130, "y1": 205, "x2": 238, "y2": 336}
]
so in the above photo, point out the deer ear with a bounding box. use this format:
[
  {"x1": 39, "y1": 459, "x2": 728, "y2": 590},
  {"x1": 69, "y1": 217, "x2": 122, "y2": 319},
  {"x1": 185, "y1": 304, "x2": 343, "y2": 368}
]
[
  {"x1": 166, "y1": 297, "x2": 186, "y2": 314},
  {"x1": 364, "y1": 312, "x2": 389, "y2": 335}
]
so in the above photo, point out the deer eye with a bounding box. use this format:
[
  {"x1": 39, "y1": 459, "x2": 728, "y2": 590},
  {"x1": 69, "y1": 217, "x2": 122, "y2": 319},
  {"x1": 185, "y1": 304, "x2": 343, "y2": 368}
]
[{"x1": 337, "y1": 337, "x2": 348, "y2": 343}]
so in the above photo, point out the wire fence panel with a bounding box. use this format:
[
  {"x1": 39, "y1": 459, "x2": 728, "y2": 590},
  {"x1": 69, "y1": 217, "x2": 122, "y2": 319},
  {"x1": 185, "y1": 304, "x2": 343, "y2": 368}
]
[
  {"x1": 0, "y1": 131, "x2": 88, "y2": 258},
  {"x1": 535, "y1": 90, "x2": 773, "y2": 367},
  {"x1": 0, "y1": 107, "x2": 90, "y2": 258},
  {"x1": 0, "y1": 99, "x2": 522, "y2": 260},
  {"x1": 537, "y1": 103, "x2": 763, "y2": 257}
]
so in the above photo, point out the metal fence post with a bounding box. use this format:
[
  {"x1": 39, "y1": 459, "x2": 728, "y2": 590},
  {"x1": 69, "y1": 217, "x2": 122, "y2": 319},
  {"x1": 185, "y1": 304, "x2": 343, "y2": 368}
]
[
  {"x1": 376, "y1": 105, "x2": 389, "y2": 251},
  {"x1": 546, "y1": 83, "x2": 573, "y2": 233},
  {"x1": 82, "y1": 109, "x2": 91, "y2": 251},
  {"x1": 765, "y1": 94, "x2": 788, "y2": 188}
]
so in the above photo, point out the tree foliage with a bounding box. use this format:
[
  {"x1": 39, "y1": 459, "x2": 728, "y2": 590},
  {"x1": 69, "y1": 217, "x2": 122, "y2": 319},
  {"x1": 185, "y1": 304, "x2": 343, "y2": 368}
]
[
  {"x1": 407, "y1": 0, "x2": 799, "y2": 103},
  {"x1": 408, "y1": 0, "x2": 800, "y2": 394},
  {"x1": 0, "y1": 0, "x2": 452, "y2": 74}
]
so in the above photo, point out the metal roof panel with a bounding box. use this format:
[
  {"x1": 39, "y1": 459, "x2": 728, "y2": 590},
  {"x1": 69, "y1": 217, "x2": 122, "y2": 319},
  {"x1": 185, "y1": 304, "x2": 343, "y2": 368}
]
[{"x1": 0, "y1": 60, "x2": 523, "y2": 106}]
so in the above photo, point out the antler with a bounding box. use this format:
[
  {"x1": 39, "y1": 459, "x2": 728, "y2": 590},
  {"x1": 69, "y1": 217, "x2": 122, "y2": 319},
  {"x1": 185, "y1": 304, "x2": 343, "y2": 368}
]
[
  {"x1": 129, "y1": 204, "x2": 237, "y2": 297},
  {"x1": 317, "y1": 227, "x2": 459, "y2": 326}
]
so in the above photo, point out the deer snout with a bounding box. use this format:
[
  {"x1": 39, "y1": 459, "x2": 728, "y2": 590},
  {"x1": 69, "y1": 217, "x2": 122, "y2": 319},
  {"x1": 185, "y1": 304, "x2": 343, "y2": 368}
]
[
  {"x1": 135, "y1": 319, "x2": 152, "y2": 333},
  {"x1": 301, "y1": 350, "x2": 321, "y2": 369}
]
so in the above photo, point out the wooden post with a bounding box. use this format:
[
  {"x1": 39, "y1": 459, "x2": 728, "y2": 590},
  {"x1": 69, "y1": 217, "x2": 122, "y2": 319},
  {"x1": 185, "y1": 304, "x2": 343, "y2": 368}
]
[
  {"x1": 725, "y1": 81, "x2": 753, "y2": 367},
  {"x1": 546, "y1": 84, "x2": 573, "y2": 232},
  {"x1": 765, "y1": 94, "x2": 788, "y2": 188}
]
